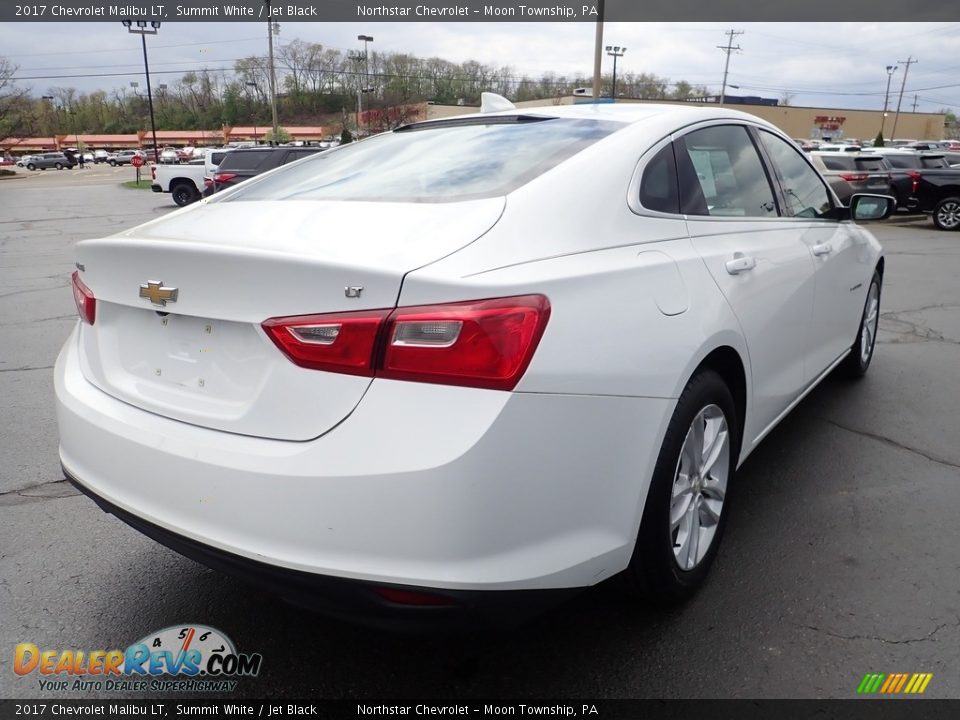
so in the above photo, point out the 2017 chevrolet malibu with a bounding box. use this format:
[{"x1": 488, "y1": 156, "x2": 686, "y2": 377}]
[{"x1": 56, "y1": 99, "x2": 890, "y2": 626}]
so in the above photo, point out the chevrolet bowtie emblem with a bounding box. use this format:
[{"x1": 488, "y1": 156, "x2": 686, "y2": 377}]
[{"x1": 139, "y1": 280, "x2": 179, "y2": 306}]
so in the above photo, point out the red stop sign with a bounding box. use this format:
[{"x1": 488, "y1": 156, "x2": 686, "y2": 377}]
[{"x1": 131, "y1": 155, "x2": 145, "y2": 168}]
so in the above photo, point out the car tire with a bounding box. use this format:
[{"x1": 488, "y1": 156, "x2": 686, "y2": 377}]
[
  {"x1": 624, "y1": 369, "x2": 739, "y2": 605},
  {"x1": 55, "y1": 163, "x2": 63, "y2": 170},
  {"x1": 839, "y1": 270, "x2": 882, "y2": 378},
  {"x1": 109, "y1": 160, "x2": 117, "y2": 167},
  {"x1": 932, "y1": 197, "x2": 960, "y2": 231},
  {"x1": 27, "y1": 163, "x2": 35, "y2": 171},
  {"x1": 171, "y1": 183, "x2": 199, "y2": 207}
]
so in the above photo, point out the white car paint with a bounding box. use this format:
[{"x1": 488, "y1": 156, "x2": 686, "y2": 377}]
[{"x1": 56, "y1": 103, "x2": 883, "y2": 602}]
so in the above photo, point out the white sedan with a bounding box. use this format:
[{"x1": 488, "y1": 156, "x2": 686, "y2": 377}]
[{"x1": 56, "y1": 99, "x2": 890, "y2": 625}]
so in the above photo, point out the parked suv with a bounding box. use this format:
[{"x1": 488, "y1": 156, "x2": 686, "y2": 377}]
[
  {"x1": 25, "y1": 152, "x2": 75, "y2": 171},
  {"x1": 809, "y1": 152, "x2": 893, "y2": 205},
  {"x1": 203, "y1": 146, "x2": 323, "y2": 195},
  {"x1": 872, "y1": 150, "x2": 960, "y2": 229},
  {"x1": 108, "y1": 149, "x2": 144, "y2": 166}
]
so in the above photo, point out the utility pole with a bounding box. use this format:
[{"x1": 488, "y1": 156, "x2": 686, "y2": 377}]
[
  {"x1": 880, "y1": 64, "x2": 898, "y2": 137},
  {"x1": 891, "y1": 56, "x2": 917, "y2": 140},
  {"x1": 911, "y1": 94, "x2": 919, "y2": 113},
  {"x1": 717, "y1": 29, "x2": 743, "y2": 106},
  {"x1": 591, "y1": 0, "x2": 604, "y2": 101},
  {"x1": 264, "y1": 0, "x2": 279, "y2": 144}
]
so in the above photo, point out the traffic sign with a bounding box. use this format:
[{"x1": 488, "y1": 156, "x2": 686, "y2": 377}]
[{"x1": 131, "y1": 155, "x2": 145, "y2": 168}]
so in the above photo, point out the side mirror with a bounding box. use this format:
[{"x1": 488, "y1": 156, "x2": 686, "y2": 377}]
[{"x1": 850, "y1": 194, "x2": 895, "y2": 222}]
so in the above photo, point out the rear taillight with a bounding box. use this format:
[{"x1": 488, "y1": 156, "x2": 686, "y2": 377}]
[
  {"x1": 213, "y1": 172, "x2": 237, "y2": 184},
  {"x1": 150, "y1": 166, "x2": 156, "y2": 180},
  {"x1": 262, "y1": 310, "x2": 389, "y2": 376},
  {"x1": 380, "y1": 296, "x2": 550, "y2": 390},
  {"x1": 262, "y1": 295, "x2": 550, "y2": 391},
  {"x1": 908, "y1": 170, "x2": 921, "y2": 193},
  {"x1": 839, "y1": 173, "x2": 869, "y2": 182},
  {"x1": 71, "y1": 271, "x2": 95, "y2": 325}
]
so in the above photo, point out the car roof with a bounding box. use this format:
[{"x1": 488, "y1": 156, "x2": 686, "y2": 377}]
[{"x1": 414, "y1": 102, "x2": 782, "y2": 131}]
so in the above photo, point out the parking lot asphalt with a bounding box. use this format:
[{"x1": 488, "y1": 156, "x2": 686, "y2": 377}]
[{"x1": 1, "y1": 172, "x2": 958, "y2": 700}]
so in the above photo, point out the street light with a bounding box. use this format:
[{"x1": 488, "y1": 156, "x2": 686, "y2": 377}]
[
  {"x1": 605, "y1": 45, "x2": 626, "y2": 100},
  {"x1": 246, "y1": 81, "x2": 259, "y2": 143},
  {"x1": 880, "y1": 64, "x2": 899, "y2": 139},
  {"x1": 356, "y1": 35, "x2": 374, "y2": 134},
  {"x1": 41, "y1": 96, "x2": 56, "y2": 148},
  {"x1": 121, "y1": 20, "x2": 161, "y2": 162}
]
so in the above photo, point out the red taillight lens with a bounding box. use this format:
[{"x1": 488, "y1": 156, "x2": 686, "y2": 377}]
[
  {"x1": 262, "y1": 295, "x2": 550, "y2": 390},
  {"x1": 262, "y1": 310, "x2": 390, "y2": 376},
  {"x1": 380, "y1": 295, "x2": 550, "y2": 391},
  {"x1": 71, "y1": 271, "x2": 96, "y2": 325},
  {"x1": 908, "y1": 170, "x2": 921, "y2": 193},
  {"x1": 839, "y1": 173, "x2": 868, "y2": 182},
  {"x1": 214, "y1": 172, "x2": 237, "y2": 184},
  {"x1": 150, "y1": 166, "x2": 156, "y2": 180}
]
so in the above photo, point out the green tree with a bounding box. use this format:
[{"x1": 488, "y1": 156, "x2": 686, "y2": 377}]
[
  {"x1": 874, "y1": 131, "x2": 885, "y2": 148},
  {"x1": 264, "y1": 126, "x2": 291, "y2": 144},
  {"x1": 340, "y1": 128, "x2": 353, "y2": 144}
]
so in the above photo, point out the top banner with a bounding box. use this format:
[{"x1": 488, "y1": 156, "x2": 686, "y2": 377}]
[{"x1": 3, "y1": 0, "x2": 960, "y2": 23}]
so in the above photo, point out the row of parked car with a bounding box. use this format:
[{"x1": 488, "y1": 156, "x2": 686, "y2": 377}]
[
  {"x1": 802, "y1": 145, "x2": 960, "y2": 231},
  {"x1": 15, "y1": 148, "x2": 153, "y2": 169}
]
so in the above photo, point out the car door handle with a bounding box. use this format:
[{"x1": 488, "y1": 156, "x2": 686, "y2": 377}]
[
  {"x1": 812, "y1": 242, "x2": 833, "y2": 256},
  {"x1": 725, "y1": 254, "x2": 756, "y2": 275}
]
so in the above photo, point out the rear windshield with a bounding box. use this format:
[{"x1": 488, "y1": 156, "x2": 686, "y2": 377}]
[
  {"x1": 224, "y1": 117, "x2": 622, "y2": 203},
  {"x1": 219, "y1": 150, "x2": 274, "y2": 171},
  {"x1": 920, "y1": 156, "x2": 949, "y2": 169},
  {"x1": 885, "y1": 155, "x2": 921, "y2": 169},
  {"x1": 819, "y1": 156, "x2": 856, "y2": 170},
  {"x1": 855, "y1": 158, "x2": 888, "y2": 172}
]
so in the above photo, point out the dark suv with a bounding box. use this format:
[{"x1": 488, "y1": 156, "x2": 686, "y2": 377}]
[{"x1": 203, "y1": 146, "x2": 324, "y2": 195}]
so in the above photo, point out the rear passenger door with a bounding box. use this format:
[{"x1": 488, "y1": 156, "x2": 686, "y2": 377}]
[{"x1": 677, "y1": 123, "x2": 818, "y2": 444}]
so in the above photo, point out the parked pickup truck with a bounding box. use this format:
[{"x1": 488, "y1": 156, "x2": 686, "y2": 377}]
[{"x1": 151, "y1": 161, "x2": 206, "y2": 206}]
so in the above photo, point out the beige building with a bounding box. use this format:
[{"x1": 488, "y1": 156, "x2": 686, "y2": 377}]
[{"x1": 422, "y1": 96, "x2": 946, "y2": 142}]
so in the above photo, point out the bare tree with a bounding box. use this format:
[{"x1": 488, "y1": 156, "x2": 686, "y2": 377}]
[{"x1": 0, "y1": 57, "x2": 33, "y2": 149}]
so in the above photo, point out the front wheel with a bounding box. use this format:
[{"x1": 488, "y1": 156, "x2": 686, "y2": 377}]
[
  {"x1": 625, "y1": 369, "x2": 739, "y2": 605},
  {"x1": 839, "y1": 270, "x2": 882, "y2": 378},
  {"x1": 933, "y1": 197, "x2": 960, "y2": 231},
  {"x1": 27, "y1": 163, "x2": 35, "y2": 171},
  {"x1": 109, "y1": 160, "x2": 117, "y2": 166},
  {"x1": 55, "y1": 163, "x2": 63, "y2": 170}
]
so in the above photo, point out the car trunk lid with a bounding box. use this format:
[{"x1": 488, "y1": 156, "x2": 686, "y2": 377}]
[{"x1": 74, "y1": 198, "x2": 504, "y2": 440}]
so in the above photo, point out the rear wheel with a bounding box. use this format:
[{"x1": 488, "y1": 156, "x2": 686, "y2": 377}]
[
  {"x1": 109, "y1": 160, "x2": 117, "y2": 166},
  {"x1": 171, "y1": 182, "x2": 199, "y2": 207},
  {"x1": 840, "y1": 270, "x2": 881, "y2": 377},
  {"x1": 933, "y1": 197, "x2": 960, "y2": 231},
  {"x1": 27, "y1": 163, "x2": 35, "y2": 171},
  {"x1": 625, "y1": 370, "x2": 739, "y2": 604}
]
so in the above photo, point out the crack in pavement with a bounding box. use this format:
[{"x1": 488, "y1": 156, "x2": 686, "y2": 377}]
[
  {"x1": 824, "y1": 419, "x2": 960, "y2": 472},
  {"x1": 0, "y1": 479, "x2": 79, "y2": 506},
  {"x1": 799, "y1": 617, "x2": 960, "y2": 645},
  {"x1": 0, "y1": 365, "x2": 55, "y2": 374}
]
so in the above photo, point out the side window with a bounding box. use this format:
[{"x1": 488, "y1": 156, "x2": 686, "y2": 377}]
[
  {"x1": 759, "y1": 131, "x2": 833, "y2": 219},
  {"x1": 638, "y1": 144, "x2": 679, "y2": 214},
  {"x1": 676, "y1": 125, "x2": 777, "y2": 218}
]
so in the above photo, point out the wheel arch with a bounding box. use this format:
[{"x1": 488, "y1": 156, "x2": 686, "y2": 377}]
[{"x1": 690, "y1": 345, "x2": 748, "y2": 457}]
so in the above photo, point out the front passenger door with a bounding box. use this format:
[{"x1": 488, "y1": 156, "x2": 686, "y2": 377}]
[{"x1": 756, "y1": 130, "x2": 869, "y2": 380}]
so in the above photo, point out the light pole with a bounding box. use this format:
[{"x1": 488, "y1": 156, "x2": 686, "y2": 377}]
[
  {"x1": 880, "y1": 64, "x2": 898, "y2": 139},
  {"x1": 605, "y1": 46, "x2": 626, "y2": 101},
  {"x1": 263, "y1": 1, "x2": 280, "y2": 144},
  {"x1": 41, "y1": 96, "x2": 57, "y2": 148},
  {"x1": 122, "y1": 20, "x2": 160, "y2": 162},
  {"x1": 357, "y1": 34, "x2": 374, "y2": 134},
  {"x1": 246, "y1": 81, "x2": 259, "y2": 143}
]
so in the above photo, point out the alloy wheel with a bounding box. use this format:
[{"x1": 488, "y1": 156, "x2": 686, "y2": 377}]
[
  {"x1": 861, "y1": 281, "x2": 880, "y2": 365},
  {"x1": 936, "y1": 201, "x2": 960, "y2": 230},
  {"x1": 670, "y1": 404, "x2": 730, "y2": 571}
]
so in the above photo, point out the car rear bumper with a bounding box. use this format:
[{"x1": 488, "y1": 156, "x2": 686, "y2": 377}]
[
  {"x1": 150, "y1": 183, "x2": 162, "y2": 193},
  {"x1": 55, "y1": 325, "x2": 672, "y2": 602}
]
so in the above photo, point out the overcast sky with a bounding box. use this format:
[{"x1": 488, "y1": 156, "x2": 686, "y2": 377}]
[{"x1": 3, "y1": 21, "x2": 960, "y2": 113}]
